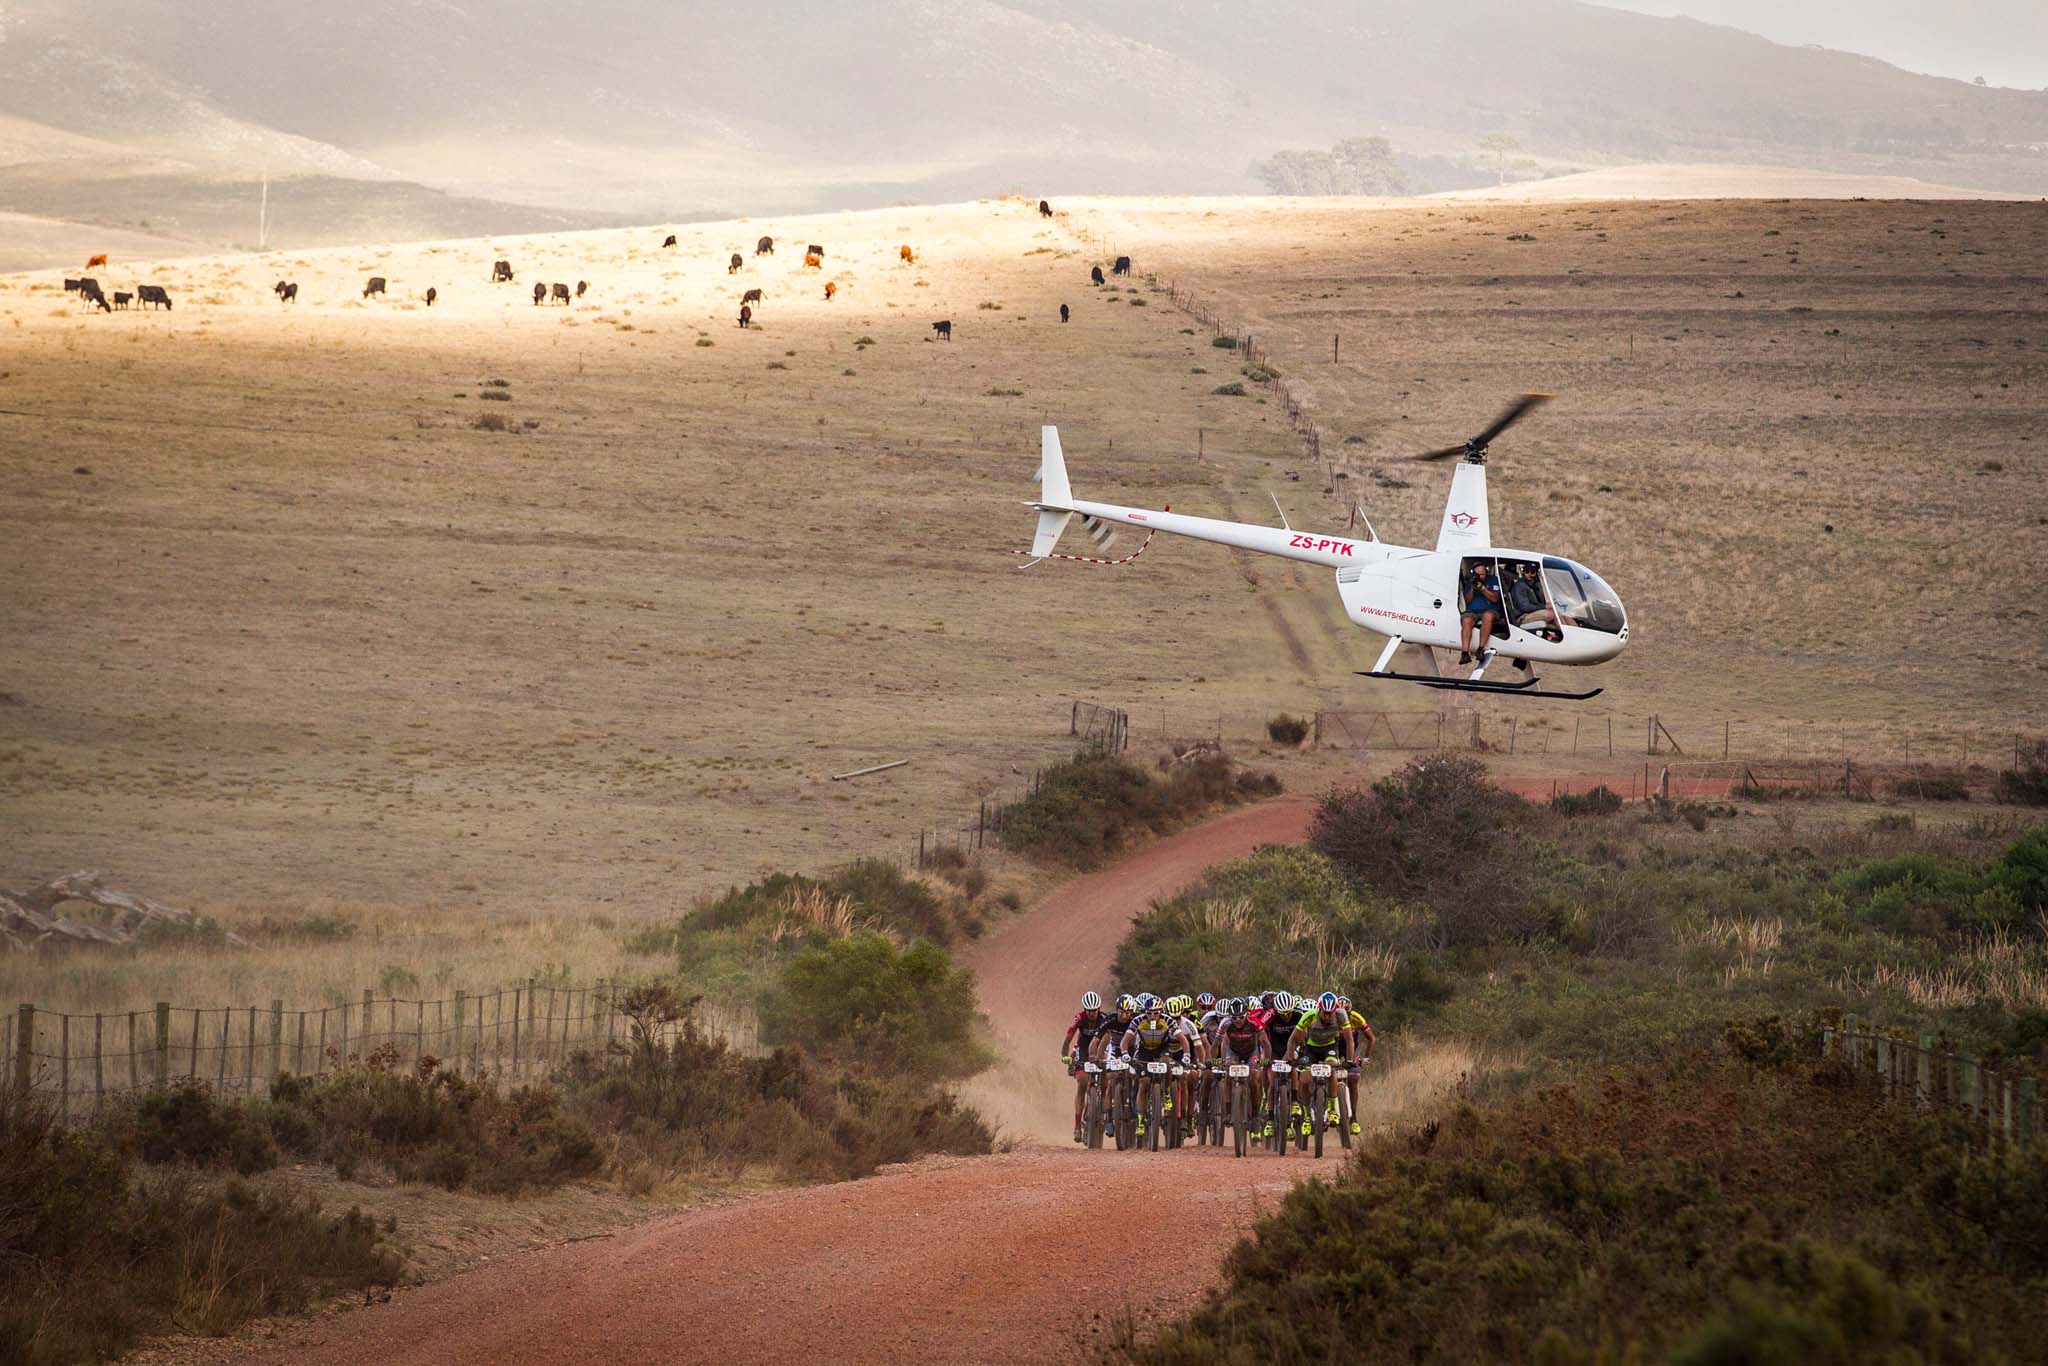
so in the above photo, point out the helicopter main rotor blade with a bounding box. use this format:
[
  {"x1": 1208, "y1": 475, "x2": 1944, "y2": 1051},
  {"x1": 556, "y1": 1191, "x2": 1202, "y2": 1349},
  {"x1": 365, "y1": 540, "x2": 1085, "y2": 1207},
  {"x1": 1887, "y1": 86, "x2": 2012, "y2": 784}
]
[
  {"x1": 1409, "y1": 444, "x2": 1469, "y2": 463},
  {"x1": 1469, "y1": 391, "x2": 1552, "y2": 450}
]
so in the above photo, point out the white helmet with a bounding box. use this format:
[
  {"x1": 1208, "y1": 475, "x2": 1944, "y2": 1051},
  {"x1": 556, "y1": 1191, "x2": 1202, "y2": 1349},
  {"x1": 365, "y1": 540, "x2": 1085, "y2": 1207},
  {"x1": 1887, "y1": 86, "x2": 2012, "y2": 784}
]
[
  {"x1": 1272, "y1": 990, "x2": 1295, "y2": 1013},
  {"x1": 1080, "y1": 990, "x2": 1102, "y2": 1011}
]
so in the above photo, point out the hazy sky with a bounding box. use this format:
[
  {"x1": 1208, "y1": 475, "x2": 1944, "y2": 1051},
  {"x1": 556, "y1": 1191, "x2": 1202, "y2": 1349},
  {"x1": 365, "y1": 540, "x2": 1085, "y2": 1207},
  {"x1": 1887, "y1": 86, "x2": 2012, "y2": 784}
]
[{"x1": 1601, "y1": 0, "x2": 2048, "y2": 90}]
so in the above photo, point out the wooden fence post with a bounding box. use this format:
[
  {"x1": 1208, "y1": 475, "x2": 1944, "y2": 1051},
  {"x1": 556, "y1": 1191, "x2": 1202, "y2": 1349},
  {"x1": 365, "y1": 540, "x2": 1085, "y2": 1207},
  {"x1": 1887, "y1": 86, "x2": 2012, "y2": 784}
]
[
  {"x1": 453, "y1": 989, "x2": 467, "y2": 1075},
  {"x1": 337, "y1": 996, "x2": 349, "y2": 1063},
  {"x1": 93, "y1": 1014, "x2": 104, "y2": 1112},
  {"x1": 473, "y1": 994, "x2": 483, "y2": 1073},
  {"x1": 155, "y1": 1003, "x2": 170, "y2": 1087},
  {"x1": 59, "y1": 1013, "x2": 69, "y2": 1114},
  {"x1": 362, "y1": 990, "x2": 375, "y2": 1053},
  {"x1": 216, "y1": 1008, "x2": 229, "y2": 1088},
  {"x1": 512, "y1": 988, "x2": 522, "y2": 1075},
  {"x1": 415, "y1": 1000, "x2": 425, "y2": 1069},
  {"x1": 270, "y1": 1001, "x2": 284, "y2": 1082},
  {"x1": 127, "y1": 1011, "x2": 136, "y2": 1090},
  {"x1": 1917, "y1": 1034, "x2": 1932, "y2": 1104},
  {"x1": 2020, "y1": 1077, "x2": 2038, "y2": 1147},
  {"x1": 295, "y1": 1010, "x2": 306, "y2": 1075},
  {"x1": 527, "y1": 979, "x2": 540, "y2": 1068},
  {"x1": 12, "y1": 1005, "x2": 32, "y2": 1098},
  {"x1": 244, "y1": 1006, "x2": 257, "y2": 1090}
]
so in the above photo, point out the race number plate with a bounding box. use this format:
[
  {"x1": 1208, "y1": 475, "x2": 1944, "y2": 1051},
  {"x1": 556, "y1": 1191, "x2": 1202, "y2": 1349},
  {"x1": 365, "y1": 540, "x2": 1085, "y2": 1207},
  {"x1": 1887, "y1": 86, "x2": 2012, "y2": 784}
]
[
  {"x1": 1083, "y1": 1062, "x2": 1101, "y2": 1073},
  {"x1": 1228, "y1": 1064, "x2": 1251, "y2": 1078},
  {"x1": 1270, "y1": 1061, "x2": 1292, "y2": 1075},
  {"x1": 1108, "y1": 1059, "x2": 1129, "y2": 1071},
  {"x1": 1147, "y1": 1061, "x2": 1169, "y2": 1074},
  {"x1": 1309, "y1": 1064, "x2": 1332, "y2": 1079}
]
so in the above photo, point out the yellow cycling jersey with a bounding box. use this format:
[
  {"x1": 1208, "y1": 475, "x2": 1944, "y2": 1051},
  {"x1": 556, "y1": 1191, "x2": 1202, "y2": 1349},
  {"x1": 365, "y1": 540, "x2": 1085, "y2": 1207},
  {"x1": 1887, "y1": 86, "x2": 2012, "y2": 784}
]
[{"x1": 1346, "y1": 1010, "x2": 1369, "y2": 1031}]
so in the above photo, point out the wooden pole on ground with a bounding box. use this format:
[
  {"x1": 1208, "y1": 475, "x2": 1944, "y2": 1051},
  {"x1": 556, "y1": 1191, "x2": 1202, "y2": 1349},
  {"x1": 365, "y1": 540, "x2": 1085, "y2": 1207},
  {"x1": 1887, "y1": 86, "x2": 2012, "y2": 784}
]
[
  {"x1": 155, "y1": 1003, "x2": 170, "y2": 1087},
  {"x1": 453, "y1": 989, "x2": 467, "y2": 1075}
]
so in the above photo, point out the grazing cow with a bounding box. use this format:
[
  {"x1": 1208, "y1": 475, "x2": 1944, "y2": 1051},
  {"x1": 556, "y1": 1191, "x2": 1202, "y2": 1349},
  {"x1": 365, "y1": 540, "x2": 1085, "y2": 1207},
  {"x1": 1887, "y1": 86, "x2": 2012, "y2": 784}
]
[
  {"x1": 112, "y1": 291, "x2": 132, "y2": 310},
  {"x1": 662, "y1": 234, "x2": 678, "y2": 248},
  {"x1": 802, "y1": 252, "x2": 821, "y2": 270},
  {"x1": 425, "y1": 287, "x2": 438, "y2": 307},
  {"x1": 1039, "y1": 199, "x2": 1053, "y2": 218},
  {"x1": 1113, "y1": 255, "x2": 1131, "y2": 276},
  {"x1": 756, "y1": 235, "x2": 774, "y2": 255},
  {"x1": 492, "y1": 260, "x2": 514, "y2": 283},
  {"x1": 576, "y1": 280, "x2": 588, "y2": 298},
  {"x1": 63, "y1": 278, "x2": 81, "y2": 293},
  {"x1": 738, "y1": 304, "x2": 753, "y2": 329},
  {"x1": 1090, "y1": 265, "x2": 1105, "y2": 286},
  {"x1": 532, "y1": 282, "x2": 547, "y2": 305},
  {"x1": 824, "y1": 281, "x2": 837, "y2": 301},
  {"x1": 729, "y1": 252, "x2": 744, "y2": 273},
  {"x1": 86, "y1": 253, "x2": 108, "y2": 269},
  {"x1": 740, "y1": 287, "x2": 763, "y2": 307},
  {"x1": 551, "y1": 282, "x2": 571, "y2": 305},
  {"x1": 931, "y1": 319, "x2": 952, "y2": 340},
  {"x1": 1060, "y1": 303, "x2": 1070, "y2": 323},
  {"x1": 81, "y1": 283, "x2": 111, "y2": 313},
  {"x1": 363, "y1": 276, "x2": 387, "y2": 299},
  {"x1": 277, "y1": 282, "x2": 298, "y2": 303},
  {"x1": 899, "y1": 244, "x2": 914, "y2": 264},
  {"x1": 806, "y1": 244, "x2": 824, "y2": 259},
  {"x1": 78, "y1": 277, "x2": 100, "y2": 296},
  {"x1": 137, "y1": 284, "x2": 172, "y2": 310}
]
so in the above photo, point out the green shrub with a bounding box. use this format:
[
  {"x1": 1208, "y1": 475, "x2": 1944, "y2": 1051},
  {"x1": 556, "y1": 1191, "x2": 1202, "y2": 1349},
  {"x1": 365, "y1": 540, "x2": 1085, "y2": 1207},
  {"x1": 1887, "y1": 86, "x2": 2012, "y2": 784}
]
[
  {"x1": 1211, "y1": 335, "x2": 1238, "y2": 348},
  {"x1": 1211, "y1": 381, "x2": 1248, "y2": 396},
  {"x1": 1242, "y1": 362, "x2": 1281, "y2": 381},
  {"x1": 763, "y1": 933, "x2": 988, "y2": 1080},
  {"x1": 1998, "y1": 741, "x2": 2048, "y2": 806},
  {"x1": 0, "y1": 1096, "x2": 395, "y2": 1364},
  {"x1": 1266, "y1": 714, "x2": 1310, "y2": 745},
  {"x1": 1550, "y1": 785, "x2": 1623, "y2": 816},
  {"x1": 1001, "y1": 751, "x2": 1280, "y2": 869},
  {"x1": 131, "y1": 1082, "x2": 278, "y2": 1175}
]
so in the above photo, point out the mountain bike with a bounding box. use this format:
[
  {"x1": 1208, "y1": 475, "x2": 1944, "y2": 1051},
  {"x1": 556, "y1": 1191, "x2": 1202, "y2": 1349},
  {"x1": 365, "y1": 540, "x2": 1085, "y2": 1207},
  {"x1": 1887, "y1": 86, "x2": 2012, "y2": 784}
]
[
  {"x1": 1105, "y1": 1057, "x2": 1137, "y2": 1149},
  {"x1": 1079, "y1": 1059, "x2": 1108, "y2": 1149},
  {"x1": 1221, "y1": 1060, "x2": 1254, "y2": 1157},
  {"x1": 1140, "y1": 1058, "x2": 1170, "y2": 1151},
  {"x1": 1304, "y1": 1059, "x2": 1356, "y2": 1158},
  {"x1": 1265, "y1": 1060, "x2": 1294, "y2": 1154}
]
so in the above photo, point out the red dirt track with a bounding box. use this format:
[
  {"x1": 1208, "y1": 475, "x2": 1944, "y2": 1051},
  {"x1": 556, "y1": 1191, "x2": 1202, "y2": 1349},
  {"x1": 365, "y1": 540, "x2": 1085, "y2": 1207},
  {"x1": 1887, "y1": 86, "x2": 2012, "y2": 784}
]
[{"x1": 230, "y1": 797, "x2": 1318, "y2": 1366}]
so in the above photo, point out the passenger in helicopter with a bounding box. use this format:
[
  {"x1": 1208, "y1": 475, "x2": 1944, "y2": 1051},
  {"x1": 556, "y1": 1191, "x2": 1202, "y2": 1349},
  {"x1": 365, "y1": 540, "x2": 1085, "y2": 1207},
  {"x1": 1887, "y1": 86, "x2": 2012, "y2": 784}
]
[
  {"x1": 1506, "y1": 562, "x2": 1564, "y2": 642},
  {"x1": 1458, "y1": 561, "x2": 1501, "y2": 665}
]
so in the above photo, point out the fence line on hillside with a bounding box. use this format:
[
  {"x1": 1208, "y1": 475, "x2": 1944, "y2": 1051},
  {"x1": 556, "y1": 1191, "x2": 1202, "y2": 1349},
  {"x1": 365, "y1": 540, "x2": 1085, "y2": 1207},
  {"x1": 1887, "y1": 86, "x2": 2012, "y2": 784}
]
[
  {"x1": 1827, "y1": 1017, "x2": 2039, "y2": 1149},
  {"x1": 3, "y1": 981, "x2": 761, "y2": 1122}
]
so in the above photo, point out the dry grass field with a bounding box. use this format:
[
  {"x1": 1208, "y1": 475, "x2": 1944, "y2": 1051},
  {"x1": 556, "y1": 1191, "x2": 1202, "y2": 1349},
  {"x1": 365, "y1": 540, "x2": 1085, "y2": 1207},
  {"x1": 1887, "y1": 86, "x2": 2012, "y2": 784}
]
[{"x1": 3, "y1": 190, "x2": 2046, "y2": 1014}]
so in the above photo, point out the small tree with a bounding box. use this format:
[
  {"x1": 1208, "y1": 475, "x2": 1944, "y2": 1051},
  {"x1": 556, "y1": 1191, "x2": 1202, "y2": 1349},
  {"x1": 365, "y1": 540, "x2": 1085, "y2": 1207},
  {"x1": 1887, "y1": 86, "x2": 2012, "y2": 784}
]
[{"x1": 1478, "y1": 131, "x2": 1521, "y2": 186}]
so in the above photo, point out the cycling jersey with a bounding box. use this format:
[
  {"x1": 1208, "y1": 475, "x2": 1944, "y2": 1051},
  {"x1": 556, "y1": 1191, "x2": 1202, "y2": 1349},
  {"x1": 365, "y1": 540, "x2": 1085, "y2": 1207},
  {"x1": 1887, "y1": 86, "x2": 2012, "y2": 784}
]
[
  {"x1": 1128, "y1": 1013, "x2": 1174, "y2": 1053},
  {"x1": 1218, "y1": 1014, "x2": 1263, "y2": 1060},
  {"x1": 1099, "y1": 1015, "x2": 1136, "y2": 1056},
  {"x1": 1262, "y1": 1009, "x2": 1296, "y2": 1057},
  {"x1": 1070, "y1": 1009, "x2": 1114, "y2": 1046},
  {"x1": 1294, "y1": 1010, "x2": 1348, "y2": 1053}
]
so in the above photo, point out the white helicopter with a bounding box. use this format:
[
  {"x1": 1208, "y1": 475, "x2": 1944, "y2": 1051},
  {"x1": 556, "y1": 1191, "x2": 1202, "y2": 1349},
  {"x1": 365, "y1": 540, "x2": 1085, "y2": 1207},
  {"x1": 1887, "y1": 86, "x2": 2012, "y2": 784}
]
[{"x1": 1021, "y1": 394, "x2": 1627, "y2": 700}]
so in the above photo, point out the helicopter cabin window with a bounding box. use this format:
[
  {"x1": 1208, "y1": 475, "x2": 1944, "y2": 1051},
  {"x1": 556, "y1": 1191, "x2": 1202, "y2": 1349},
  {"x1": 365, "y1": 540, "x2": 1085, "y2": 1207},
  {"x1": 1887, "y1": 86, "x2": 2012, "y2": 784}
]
[
  {"x1": 1458, "y1": 558, "x2": 1510, "y2": 640},
  {"x1": 1542, "y1": 557, "x2": 1626, "y2": 634}
]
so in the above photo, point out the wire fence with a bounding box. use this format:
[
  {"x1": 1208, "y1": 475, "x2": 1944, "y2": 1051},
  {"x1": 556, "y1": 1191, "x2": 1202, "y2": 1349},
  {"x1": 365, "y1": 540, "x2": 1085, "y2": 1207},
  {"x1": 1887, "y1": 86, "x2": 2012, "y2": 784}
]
[
  {"x1": 1827, "y1": 1017, "x2": 2039, "y2": 1149},
  {"x1": 4, "y1": 981, "x2": 762, "y2": 1121}
]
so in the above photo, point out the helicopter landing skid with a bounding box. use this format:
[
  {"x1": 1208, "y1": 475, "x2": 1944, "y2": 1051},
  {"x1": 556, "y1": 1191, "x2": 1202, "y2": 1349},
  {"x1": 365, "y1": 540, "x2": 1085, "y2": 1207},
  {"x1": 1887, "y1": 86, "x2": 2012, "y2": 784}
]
[{"x1": 1359, "y1": 669, "x2": 1604, "y2": 702}]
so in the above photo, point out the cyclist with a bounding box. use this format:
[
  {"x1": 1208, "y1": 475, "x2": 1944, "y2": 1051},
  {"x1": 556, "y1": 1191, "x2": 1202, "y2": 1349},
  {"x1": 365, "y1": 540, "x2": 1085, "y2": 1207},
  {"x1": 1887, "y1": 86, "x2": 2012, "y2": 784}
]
[
  {"x1": 1061, "y1": 990, "x2": 1115, "y2": 1143},
  {"x1": 1283, "y1": 991, "x2": 1355, "y2": 1138},
  {"x1": 1120, "y1": 996, "x2": 1187, "y2": 1139},
  {"x1": 1212, "y1": 996, "x2": 1271, "y2": 1132},
  {"x1": 1169, "y1": 995, "x2": 1209, "y2": 1123},
  {"x1": 1256, "y1": 991, "x2": 1297, "y2": 1136},
  {"x1": 1336, "y1": 993, "x2": 1375, "y2": 1136}
]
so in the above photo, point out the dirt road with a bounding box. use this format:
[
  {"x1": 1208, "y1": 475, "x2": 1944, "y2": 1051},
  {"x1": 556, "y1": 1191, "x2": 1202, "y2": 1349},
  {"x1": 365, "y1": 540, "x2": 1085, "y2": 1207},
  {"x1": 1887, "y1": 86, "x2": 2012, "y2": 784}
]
[{"x1": 229, "y1": 798, "x2": 1317, "y2": 1366}]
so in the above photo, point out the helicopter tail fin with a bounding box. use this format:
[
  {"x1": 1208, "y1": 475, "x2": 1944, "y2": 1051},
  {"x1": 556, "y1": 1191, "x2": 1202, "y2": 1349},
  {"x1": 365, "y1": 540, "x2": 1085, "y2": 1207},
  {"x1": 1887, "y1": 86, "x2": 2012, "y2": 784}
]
[{"x1": 1028, "y1": 425, "x2": 1075, "y2": 556}]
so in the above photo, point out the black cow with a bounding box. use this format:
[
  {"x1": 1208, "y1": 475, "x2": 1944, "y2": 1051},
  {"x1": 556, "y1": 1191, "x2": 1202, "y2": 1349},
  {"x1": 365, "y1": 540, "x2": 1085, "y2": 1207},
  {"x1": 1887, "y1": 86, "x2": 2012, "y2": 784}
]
[
  {"x1": 492, "y1": 260, "x2": 514, "y2": 283},
  {"x1": 576, "y1": 280, "x2": 588, "y2": 298},
  {"x1": 532, "y1": 282, "x2": 547, "y2": 305},
  {"x1": 62, "y1": 278, "x2": 81, "y2": 293},
  {"x1": 112, "y1": 291, "x2": 133, "y2": 310},
  {"x1": 806, "y1": 244, "x2": 824, "y2": 258},
  {"x1": 80, "y1": 283, "x2": 111, "y2": 313},
  {"x1": 1090, "y1": 265, "x2": 1105, "y2": 286},
  {"x1": 755, "y1": 235, "x2": 774, "y2": 255},
  {"x1": 729, "y1": 252, "x2": 744, "y2": 274},
  {"x1": 662, "y1": 234, "x2": 678, "y2": 248},
  {"x1": 425, "y1": 287, "x2": 438, "y2": 307},
  {"x1": 276, "y1": 282, "x2": 298, "y2": 303},
  {"x1": 550, "y1": 282, "x2": 571, "y2": 305},
  {"x1": 737, "y1": 304, "x2": 752, "y2": 328},
  {"x1": 78, "y1": 277, "x2": 100, "y2": 296},
  {"x1": 363, "y1": 276, "x2": 387, "y2": 299},
  {"x1": 1060, "y1": 303, "x2": 1070, "y2": 323},
  {"x1": 1113, "y1": 255, "x2": 1131, "y2": 276},
  {"x1": 136, "y1": 284, "x2": 171, "y2": 310},
  {"x1": 740, "y1": 287, "x2": 763, "y2": 307},
  {"x1": 931, "y1": 319, "x2": 952, "y2": 340},
  {"x1": 1039, "y1": 199, "x2": 1053, "y2": 218}
]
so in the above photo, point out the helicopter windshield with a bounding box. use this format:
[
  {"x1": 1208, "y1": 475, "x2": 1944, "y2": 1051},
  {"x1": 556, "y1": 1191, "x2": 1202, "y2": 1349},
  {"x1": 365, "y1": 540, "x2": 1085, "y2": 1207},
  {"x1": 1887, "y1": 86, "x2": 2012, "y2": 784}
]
[{"x1": 1542, "y1": 557, "x2": 1626, "y2": 634}]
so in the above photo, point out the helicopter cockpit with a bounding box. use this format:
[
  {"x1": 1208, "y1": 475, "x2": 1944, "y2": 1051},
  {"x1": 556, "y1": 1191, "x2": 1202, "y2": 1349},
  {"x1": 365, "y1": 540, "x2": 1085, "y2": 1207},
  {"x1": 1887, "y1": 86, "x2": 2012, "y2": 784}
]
[{"x1": 1541, "y1": 556, "x2": 1626, "y2": 634}]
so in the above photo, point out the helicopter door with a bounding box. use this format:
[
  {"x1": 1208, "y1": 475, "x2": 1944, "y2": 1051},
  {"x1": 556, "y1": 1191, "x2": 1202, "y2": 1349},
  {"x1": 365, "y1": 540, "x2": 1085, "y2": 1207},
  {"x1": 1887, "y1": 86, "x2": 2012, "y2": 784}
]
[{"x1": 1459, "y1": 558, "x2": 1509, "y2": 640}]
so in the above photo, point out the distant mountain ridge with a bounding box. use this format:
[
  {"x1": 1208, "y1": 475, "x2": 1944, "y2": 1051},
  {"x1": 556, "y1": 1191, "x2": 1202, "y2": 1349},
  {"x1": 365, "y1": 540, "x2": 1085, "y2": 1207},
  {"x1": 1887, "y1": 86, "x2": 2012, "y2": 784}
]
[{"x1": 1, "y1": 0, "x2": 2041, "y2": 251}]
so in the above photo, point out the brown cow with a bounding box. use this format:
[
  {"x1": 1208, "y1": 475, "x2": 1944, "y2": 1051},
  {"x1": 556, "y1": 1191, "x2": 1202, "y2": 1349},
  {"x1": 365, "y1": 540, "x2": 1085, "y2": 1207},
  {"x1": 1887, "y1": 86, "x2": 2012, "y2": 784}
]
[
  {"x1": 738, "y1": 304, "x2": 753, "y2": 329},
  {"x1": 824, "y1": 281, "x2": 837, "y2": 301},
  {"x1": 662, "y1": 234, "x2": 678, "y2": 248},
  {"x1": 550, "y1": 282, "x2": 571, "y2": 305},
  {"x1": 576, "y1": 280, "x2": 588, "y2": 298},
  {"x1": 803, "y1": 252, "x2": 822, "y2": 270},
  {"x1": 532, "y1": 282, "x2": 546, "y2": 305},
  {"x1": 729, "y1": 253, "x2": 744, "y2": 274},
  {"x1": 899, "y1": 244, "x2": 915, "y2": 264},
  {"x1": 741, "y1": 287, "x2": 763, "y2": 307},
  {"x1": 756, "y1": 235, "x2": 774, "y2": 255},
  {"x1": 1038, "y1": 199, "x2": 1053, "y2": 218},
  {"x1": 85, "y1": 253, "x2": 108, "y2": 269},
  {"x1": 425, "y1": 287, "x2": 438, "y2": 307}
]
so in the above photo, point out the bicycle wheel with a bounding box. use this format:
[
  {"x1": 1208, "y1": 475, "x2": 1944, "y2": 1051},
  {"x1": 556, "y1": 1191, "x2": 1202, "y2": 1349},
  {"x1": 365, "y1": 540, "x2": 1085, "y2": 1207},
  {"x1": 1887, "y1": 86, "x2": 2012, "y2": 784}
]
[
  {"x1": 1145, "y1": 1081, "x2": 1162, "y2": 1152},
  {"x1": 1231, "y1": 1079, "x2": 1247, "y2": 1158},
  {"x1": 1084, "y1": 1079, "x2": 1105, "y2": 1149},
  {"x1": 1337, "y1": 1075, "x2": 1355, "y2": 1151},
  {"x1": 1312, "y1": 1077, "x2": 1326, "y2": 1159}
]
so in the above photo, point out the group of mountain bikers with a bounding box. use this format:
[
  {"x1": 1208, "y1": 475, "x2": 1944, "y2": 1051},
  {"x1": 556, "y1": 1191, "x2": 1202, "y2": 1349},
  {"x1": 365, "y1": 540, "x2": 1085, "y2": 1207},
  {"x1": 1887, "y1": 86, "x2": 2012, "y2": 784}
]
[{"x1": 1058, "y1": 988, "x2": 1373, "y2": 1147}]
